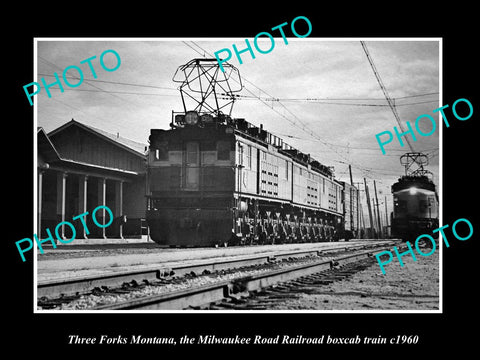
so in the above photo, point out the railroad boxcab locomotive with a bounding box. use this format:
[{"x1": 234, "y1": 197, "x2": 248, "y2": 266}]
[
  {"x1": 146, "y1": 58, "x2": 345, "y2": 247},
  {"x1": 146, "y1": 113, "x2": 345, "y2": 247},
  {"x1": 391, "y1": 175, "x2": 439, "y2": 241},
  {"x1": 147, "y1": 113, "x2": 236, "y2": 246}
]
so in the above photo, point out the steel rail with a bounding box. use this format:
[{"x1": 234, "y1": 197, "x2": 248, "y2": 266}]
[
  {"x1": 37, "y1": 240, "x2": 397, "y2": 300},
  {"x1": 90, "y1": 244, "x2": 399, "y2": 310}
]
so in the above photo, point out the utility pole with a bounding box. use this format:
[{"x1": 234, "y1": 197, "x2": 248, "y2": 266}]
[
  {"x1": 384, "y1": 195, "x2": 389, "y2": 238},
  {"x1": 348, "y1": 165, "x2": 354, "y2": 235},
  {"x1": 360, "y1": 204, "x2": 366, "y2": 238},
  {"x1": 364, "y1": 178, "x2": 374, "y2": 238},
  {"x1": 349, "y1": 164, "x2": 354, "y2": 186},
  {"x1": 374, "y1": 180, "x2": 382, "y2": 238},
  {"x1": 356, "y1": 186, "x2": 360, "y2": 239},
  {"x1": 354, "y1": 181, "x2": 363, "y2": 239}
]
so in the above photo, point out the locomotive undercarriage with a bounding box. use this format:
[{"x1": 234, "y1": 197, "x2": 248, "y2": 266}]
[
  {"x1": 147, "y1": 194, "x2": 343, "y2": 247},
  {"x1": 391, "y1": 217, "x2": 439, "y2": 243},
  {"x1": 230, "y1": 197, "x2": 341, "y2": 247}
]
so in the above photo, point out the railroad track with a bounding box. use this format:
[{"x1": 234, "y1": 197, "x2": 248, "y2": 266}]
[
  {"x1": 210, "y1": 257, "x2": 378, "y2": 310},
  {"x1": 37, "y1": 240, "x2": 400, "y2": 310}
]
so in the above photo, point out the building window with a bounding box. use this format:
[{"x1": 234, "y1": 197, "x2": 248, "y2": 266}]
[{"x1": 217, "y1": 141, "x2": 230, "y2": 160}]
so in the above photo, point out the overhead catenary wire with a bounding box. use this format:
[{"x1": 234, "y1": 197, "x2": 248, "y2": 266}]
[
  {"x1": 37, "y1": 56, "x2": 162, "y2": 139},
  {"x1": 38, "y1": 73, "x2": 177, "y2": 91},
  {"x1": 38, "y1": 42, "x2": 436, "y2": 191},
  {"x1": 38, "y1": 57, "x2": 142, "y2": 108},
  {"x1": 181, "y1": 41, "x2": 432, "y2": 185},
  {"x1": 40, "y1": 72, "x2": 438, "y2": 107},
  {"x1": 184, "y1": 42, "x2": 357, "y2": 159},
  {"x1": 220, "y1": 92, "x2": 439, "y2": 107},
  {"x1": 42, "y1": 87, "x2": 178, "y2": 97},
  {"x1": 359, "y1": 41, "x2": 416, "y2": 153}
]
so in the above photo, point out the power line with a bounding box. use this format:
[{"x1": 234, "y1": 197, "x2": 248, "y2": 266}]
[
  {"x1": 45, "y1": 87, "x2": 178, "y2": 97},
  {"x1": 38, "y1": 73, "x2": 177, "y2": 91},
  {"x1": 225, "y1": 92, "x2": 438, "y2": 104},
  {"x1": 39, "y1": 73, "x2": 438, "y2": 107},
  {"x1": 272, "y1": 132, "x2": 439, "y2": 152},
  {"x1": 360, "y1": 41, "x2": 416, "y2": 153},
  {"x1": 395, "y1": 92, "x2": 439, "y2": 100},
  {"x1": 227, "y1": 95, "x2": 438, "y2": 107},
  {"x1": 186, "y1": 42, "x2": 347, "y2": 158},
  {"x1": 37, "y1": 56, "x2": 160, "y2": 129},
  {"x1": 188, "y1": 41, "x2": 440, "y2": 184},
  {"x1": 39, "y1": 56, "x2": 138, "y2": 106},
  {"x1": 182, "y1": 41, "x2": 432, "y2": 184}
]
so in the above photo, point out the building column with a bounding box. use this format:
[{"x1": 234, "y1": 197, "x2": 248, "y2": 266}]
[
  {"x1": 38, "y1": 170, "x2": 43, "y2": 238},
  {"x1": 56, "y1": 172, "x2": 67, "y2": 240},
  {"x1": 78, "y1": 175, "x2": 88, "y2": 239},
  {"x1": 97, "y1": 177, "x2": 107, "y2": 239},
  {"x1": 115, "y1": 180, "x2": 124, "y2": 239}
]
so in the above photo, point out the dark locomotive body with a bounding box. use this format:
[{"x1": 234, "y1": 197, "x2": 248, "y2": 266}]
[
  {"x1": 146, "y1": 112, "x2": 353, "y2": 247},
  {"x1": 391, "y1": 175, "x2": 438, "y2": 242}
]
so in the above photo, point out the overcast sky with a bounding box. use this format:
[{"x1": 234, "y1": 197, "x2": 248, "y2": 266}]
[{"x1": 35, "y1": 38, "x2": 440, "y2": 223}]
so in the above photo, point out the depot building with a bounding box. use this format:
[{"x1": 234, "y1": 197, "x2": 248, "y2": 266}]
[{"x1": 37, "y1": 119, "x2": 148, "y2": 241}]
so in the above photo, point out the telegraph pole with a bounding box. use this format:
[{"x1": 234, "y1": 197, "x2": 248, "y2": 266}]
[
  {"x1": 349, "y1": 164, "x2": 354, "y2": 186},
  {"x1": 374, "y1": 180, "x2": 382, "y2": 238},
  {"x1": 354, "y1": 182, "x2": 363, "y2": 239},
  {"x1": 348, "y1": 165, "x2": 354, "y2": 234},
  {"x1": 364, "y1": 178, "x2": 374, "y2": 238},
  {"x1": 384, "y1": 195, "x2": 389, "y2": 238}
]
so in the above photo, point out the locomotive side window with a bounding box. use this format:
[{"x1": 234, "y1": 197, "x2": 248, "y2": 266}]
[
  {"x1": 217, "y1": 141, "x2": 230, "y2": 160},
  {"x1": 237, "y1": 143, "x2": 244, "y2": 166}
]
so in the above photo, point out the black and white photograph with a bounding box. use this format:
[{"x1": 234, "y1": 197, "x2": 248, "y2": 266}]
[
  {"x1": 6, "y1": 7, "x2": 478, "y2": 356},
  {"x1": 33, "y1": 38, "x2": 441, "y2": 313}
]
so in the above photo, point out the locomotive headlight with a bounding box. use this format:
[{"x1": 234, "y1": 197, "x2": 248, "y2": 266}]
[
  {"x1": 409, "y1": 187, "x2": 418, "y2": 195},
  {"x1": 185, "y1": 111, "x2": 199, "y2": 125}
]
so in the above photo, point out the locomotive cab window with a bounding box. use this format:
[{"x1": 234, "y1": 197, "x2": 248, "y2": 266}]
[{"x1": 217, "y1": 141, "x2": 230, "y2": 160}]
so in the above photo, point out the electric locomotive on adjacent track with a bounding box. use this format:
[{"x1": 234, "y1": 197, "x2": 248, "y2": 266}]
[
  {"x1": 146, "y1": 59, "x2": 359, "y2": 247},
  {"x1": 390, "y1": 153, "x2": 439, "y2": 242}
]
